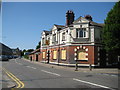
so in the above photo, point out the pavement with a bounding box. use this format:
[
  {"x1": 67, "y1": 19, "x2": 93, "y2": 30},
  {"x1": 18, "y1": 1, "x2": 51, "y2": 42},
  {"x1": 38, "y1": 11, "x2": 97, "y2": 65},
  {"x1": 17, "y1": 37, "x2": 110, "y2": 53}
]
[{"x1": 23, "y1": 58, "x2": 119, "y2": 76}]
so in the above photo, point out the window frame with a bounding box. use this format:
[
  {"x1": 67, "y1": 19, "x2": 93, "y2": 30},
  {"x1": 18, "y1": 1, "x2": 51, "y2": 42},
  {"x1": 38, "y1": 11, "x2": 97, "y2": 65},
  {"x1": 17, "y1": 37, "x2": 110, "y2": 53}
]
[
  {"x1": 76, "y1": 28, "x2": 86, "y2": 38},
  {"x1": 42, "y1": 52, "x2": 45, "y2": 59},
  {"x1": 53, "y1": 34, "x2": 56, "y2": 42},
  {"x1": 61, "y1": 49, "x2": 66, "y2": 60},
  {"x1": 53, "y1": 50, "x2": 57, "y2": 60},
  {"x1": 62, "y1": 32, "x2": 66, "y2": 41}
]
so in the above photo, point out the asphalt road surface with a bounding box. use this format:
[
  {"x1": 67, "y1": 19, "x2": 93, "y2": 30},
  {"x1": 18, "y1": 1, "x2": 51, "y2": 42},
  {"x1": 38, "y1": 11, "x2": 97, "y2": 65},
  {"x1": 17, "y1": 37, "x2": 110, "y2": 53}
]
[{"x1": 2, "y1": 58, "x2": 118, "y2": 89}]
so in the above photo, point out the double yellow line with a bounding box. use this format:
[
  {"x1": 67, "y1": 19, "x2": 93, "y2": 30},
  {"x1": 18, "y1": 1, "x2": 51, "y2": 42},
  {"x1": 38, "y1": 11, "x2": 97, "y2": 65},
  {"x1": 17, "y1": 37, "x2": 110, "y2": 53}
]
[{"x1": 2, "y1": 67, "x2": 24, "y2": 88}]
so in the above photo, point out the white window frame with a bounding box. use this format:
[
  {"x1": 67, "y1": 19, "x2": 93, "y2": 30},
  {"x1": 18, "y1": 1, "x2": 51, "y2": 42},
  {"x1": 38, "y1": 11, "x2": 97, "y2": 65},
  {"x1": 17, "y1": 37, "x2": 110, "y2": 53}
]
[
  {"x1": 53, "y1": 34, "x2": 56, "y2": 42},
  {"x1": 62, "y1": 32, "x2": 66, "y2": 41},
  {"x1": 77, "y1": 28, "x2": 86, "y2": 38}
]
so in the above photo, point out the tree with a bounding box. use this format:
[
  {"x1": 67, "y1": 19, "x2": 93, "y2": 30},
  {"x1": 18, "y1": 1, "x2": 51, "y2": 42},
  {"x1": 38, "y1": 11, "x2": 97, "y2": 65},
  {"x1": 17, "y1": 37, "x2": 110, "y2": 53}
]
[
  {"x1": 21, "y1": 49, "x2": 26, "y2": 56},
  {"x1": 36, "y1": 41, "x2": 41, "y2": 49},
  {"x1": 27, "y1": 49, "x2": 34, "y2": 52},
  {"x1": 102, "y1": 1, "x2": 120, "y2": 64}
]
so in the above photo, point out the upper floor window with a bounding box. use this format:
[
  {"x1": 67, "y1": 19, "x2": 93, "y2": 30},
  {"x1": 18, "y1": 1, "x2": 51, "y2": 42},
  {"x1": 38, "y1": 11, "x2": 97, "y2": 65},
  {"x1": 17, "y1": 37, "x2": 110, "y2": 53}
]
[
  {"x1": 76, "y1": 28, "x2": 86, "y2": 38},
  {"x1": 42, "y1": 38, "x2": 45, "y2": 45},
  {"x1": 62, "y1": 33, "x2": 65, "y2": 41},
  {"x1": 53, "y1": 34, "x2": 56, "y2": 42}
]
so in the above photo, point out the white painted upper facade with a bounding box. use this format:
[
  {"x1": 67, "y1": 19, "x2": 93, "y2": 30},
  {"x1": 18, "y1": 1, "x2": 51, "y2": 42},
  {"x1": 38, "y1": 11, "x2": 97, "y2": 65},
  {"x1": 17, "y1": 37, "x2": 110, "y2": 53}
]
[{"x1": 41, "y1": 16, "x2": 103, "y2": 47}]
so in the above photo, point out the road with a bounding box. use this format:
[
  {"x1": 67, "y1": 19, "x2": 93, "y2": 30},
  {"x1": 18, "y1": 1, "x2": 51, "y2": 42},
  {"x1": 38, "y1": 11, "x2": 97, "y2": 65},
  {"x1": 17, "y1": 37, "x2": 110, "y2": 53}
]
[{"x1": 2, "y1": 58, "x2": 118, "y2": 89}]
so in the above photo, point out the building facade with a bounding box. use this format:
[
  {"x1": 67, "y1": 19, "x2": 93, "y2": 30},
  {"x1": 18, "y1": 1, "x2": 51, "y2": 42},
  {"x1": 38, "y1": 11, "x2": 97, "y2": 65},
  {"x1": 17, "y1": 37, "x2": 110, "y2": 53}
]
[
  {"x1": 30, "y1": 10, "x2": 104, "y2": 67},
  {"x1": 0, "y1": 42, "x2": 13, "y2": 56},
  {"x1": 29, "y1": 49, "x2": 40, "y2": 61},
  {"x1": 12, "y1": 48, "x2": 21, "y2": 58}
]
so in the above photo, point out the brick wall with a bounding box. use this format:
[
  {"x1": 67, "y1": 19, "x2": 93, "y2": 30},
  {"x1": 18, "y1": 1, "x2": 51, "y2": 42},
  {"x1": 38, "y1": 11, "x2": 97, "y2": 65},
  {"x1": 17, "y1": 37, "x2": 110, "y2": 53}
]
[{"x1": 40, "y1": 45, "x2": 99, "y2": 65}]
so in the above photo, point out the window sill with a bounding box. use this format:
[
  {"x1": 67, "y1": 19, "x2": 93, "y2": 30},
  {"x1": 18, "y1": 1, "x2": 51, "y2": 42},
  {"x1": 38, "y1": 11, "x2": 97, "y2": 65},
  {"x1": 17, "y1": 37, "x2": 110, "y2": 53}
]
[{"x1": 77, "y1": 37, "x2": 88, "y2": 39}]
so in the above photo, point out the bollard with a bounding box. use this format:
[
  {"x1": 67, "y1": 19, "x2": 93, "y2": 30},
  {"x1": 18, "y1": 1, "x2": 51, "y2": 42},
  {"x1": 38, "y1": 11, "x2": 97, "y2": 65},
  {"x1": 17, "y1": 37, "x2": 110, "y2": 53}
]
[
  {"x1": 89, "y1": 64, "x2": 92, "y2": 71},
  {"x1": 75, "y1": 60, "x2": 78, "y2": 71}
]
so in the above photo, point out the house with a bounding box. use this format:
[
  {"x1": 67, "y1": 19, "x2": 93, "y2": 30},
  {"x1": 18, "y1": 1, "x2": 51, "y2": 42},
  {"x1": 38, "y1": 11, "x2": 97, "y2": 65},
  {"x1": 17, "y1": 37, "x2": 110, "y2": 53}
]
[
  {"x1": 0, "y1": 42, "x2": 13, "y2": 56},
  {"x1": 29, "y1": 48, "x2": 40, "y2": 61},
  {"x1": 12, "y1": 48, "x2": 21, "y2": 58},
  {"x1": 30, "y1": 10, "x2": 104, "y2": 67}
]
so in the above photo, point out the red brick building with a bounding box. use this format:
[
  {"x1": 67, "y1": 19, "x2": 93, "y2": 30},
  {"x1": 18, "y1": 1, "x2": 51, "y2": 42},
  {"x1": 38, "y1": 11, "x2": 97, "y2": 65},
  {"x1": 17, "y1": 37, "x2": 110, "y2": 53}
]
[{"x1": 30, "y1": 10, "x2": 104, "y2": 67}]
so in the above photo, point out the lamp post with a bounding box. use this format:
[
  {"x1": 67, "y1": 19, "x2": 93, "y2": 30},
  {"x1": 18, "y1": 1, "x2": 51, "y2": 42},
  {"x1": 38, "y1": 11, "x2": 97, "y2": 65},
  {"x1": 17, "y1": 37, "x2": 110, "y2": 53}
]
[{"x1": 58, "y1": 29, "x2": 61, "y2": 65}]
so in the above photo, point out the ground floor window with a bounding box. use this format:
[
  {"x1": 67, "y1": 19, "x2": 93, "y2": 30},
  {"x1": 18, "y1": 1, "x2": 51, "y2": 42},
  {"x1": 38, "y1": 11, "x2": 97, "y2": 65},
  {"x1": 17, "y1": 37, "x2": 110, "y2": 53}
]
[
  {"x1": 78, "y1": 51, "x2": 86, "y2": 60},
  {"x1": 42, "y1": 52, "x2": 45, "y2": 59},
  {"x1": 61, "y1": 50, "x2": 66, "y2": 60},
  {"x1": 53, "y1": 50, "x2": 57, "y2": 59}
]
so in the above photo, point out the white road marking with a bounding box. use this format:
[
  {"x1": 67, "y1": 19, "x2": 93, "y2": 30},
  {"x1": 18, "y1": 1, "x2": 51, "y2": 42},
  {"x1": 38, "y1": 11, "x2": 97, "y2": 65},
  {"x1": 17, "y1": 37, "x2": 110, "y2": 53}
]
[
  {"x1": 15, "y1": 59, "x2": 23, "y2": 65},
  {"x1": 111, "y1": 75, "x2": 117, "y2": 77},
  {"x1": 41, "y1": 70, "x2": 60, "y2": 76},
  {"x1": 26, "y1": 66, "x2": 36, "y2": 69},
  {"x1": 96, "y1": 73, "x2": 118, "y2": 77},
  {"x1": 73, "y1": 78, "x2": 114, "y2": 90}
]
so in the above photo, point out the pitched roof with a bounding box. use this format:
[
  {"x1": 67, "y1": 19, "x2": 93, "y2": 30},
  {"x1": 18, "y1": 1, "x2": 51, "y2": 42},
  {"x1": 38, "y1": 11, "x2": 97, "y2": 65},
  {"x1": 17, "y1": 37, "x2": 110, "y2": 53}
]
[
  {"x1": 90, "y1": 21, "x2": 104, "y2": 27},
  {"x1": 43, "y1": 30, "x2": 52, "y2": 35},
  {"x1": 73, "y1": 16, "x2": 104, "y2": 27},
  {"x1": 30, "y1": 48, "x2": 40, "y2": 54},
  {"x1": 54, "y1": 24, "x2": 65, "y2": 29}
]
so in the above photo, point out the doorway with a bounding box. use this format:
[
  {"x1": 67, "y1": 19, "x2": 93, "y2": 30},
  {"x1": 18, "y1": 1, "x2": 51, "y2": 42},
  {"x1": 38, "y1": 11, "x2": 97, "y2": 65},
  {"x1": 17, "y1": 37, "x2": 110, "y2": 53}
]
[
  {"x1": 47, "y1": 50, "x2": 50, "y2": 63},
  {"x1": 36, "y1": 54, "x2": 38, "y2": 61},
  {"x1": 30, "y1": 56, "x2": 32, "y2": 61}
]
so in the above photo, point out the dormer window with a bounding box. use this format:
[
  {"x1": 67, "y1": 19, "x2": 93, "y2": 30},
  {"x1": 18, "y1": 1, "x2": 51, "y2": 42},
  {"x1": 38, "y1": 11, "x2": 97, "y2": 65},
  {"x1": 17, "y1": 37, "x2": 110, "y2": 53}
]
[{"x1": 76, "y1": 28, "x2": 86, "y2": 38}]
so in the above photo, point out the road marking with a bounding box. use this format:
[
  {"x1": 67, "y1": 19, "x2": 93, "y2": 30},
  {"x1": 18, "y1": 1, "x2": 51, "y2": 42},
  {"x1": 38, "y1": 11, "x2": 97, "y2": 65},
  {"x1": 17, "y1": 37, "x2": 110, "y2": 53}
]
[
  {"x1": 26, "y1": 66, "x2": 36, "y2": 69},
  {"x1": 2, "y1": 68, "x2": 24, "y2": 88},
  {"x1": 41, "y1": 70, "x2": 60, "y2": 76},
  {"x1": 73, "y1": 78, "x2": 114, "y2": 90},
  {"x1": 3, "y1": 68, "x2": 21, "y2": 88},
  {"x1": 15, "y1": 60, "x2": 23, "y2": 65},
  {"x1": 111, "y1": 75, "x2": 117, "y2": 77}
]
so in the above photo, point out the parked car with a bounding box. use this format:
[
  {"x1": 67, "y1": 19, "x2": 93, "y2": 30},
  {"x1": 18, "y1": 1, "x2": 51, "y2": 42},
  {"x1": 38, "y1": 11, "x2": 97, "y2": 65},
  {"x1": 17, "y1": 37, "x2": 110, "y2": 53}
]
[
  {"x1": 0, "y1": 55, "x2": 9, "y2": 61},
  {"x1": 7, "y1": 55, "x2": 13, "y2": 59}
]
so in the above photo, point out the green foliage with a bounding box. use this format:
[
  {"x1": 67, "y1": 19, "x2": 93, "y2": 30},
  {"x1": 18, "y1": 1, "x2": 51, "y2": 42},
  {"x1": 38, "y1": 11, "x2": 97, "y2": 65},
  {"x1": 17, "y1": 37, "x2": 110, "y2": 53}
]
[
  {"x1": 21, "y1": 49, "x2": 26, "y2": 56},
  {"x1": 27, "y1": 49, "x2": 34, "y2": 52},
  {"x1": 24, "y1": 55, "x2": 29, "y2": 59},
  {"x1": 36, "y1": 41, "x2": 41, "y2": 49},
  {"x1": 21, "y1": 49, "x2": 34, "y2": 56},
  {"x1": 102, "y1": 1, "x2": 120, "y2": 53}
]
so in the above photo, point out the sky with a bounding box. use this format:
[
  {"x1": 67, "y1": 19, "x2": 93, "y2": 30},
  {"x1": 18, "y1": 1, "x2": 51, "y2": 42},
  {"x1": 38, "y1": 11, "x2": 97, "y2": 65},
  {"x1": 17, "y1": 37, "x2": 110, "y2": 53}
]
[{"x1": 1, "y1": 2, "x2": 116, "y2": 50}]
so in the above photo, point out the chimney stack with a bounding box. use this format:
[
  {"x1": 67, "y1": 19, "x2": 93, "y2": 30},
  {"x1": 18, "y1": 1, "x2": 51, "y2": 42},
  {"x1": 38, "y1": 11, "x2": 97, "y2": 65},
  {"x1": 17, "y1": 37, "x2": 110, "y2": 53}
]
[
  {"x1": 85, "y1": 15, "x2": 93, "y2": 21},
  {"x1": 66, "y1": 10, "x2": 75, "y2": 26}
]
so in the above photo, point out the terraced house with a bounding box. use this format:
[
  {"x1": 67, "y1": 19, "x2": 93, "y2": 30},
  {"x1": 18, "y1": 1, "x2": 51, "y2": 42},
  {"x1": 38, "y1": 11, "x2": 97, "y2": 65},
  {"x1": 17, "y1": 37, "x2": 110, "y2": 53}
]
[{"x1": 30, "y1": 10, "x2": 104, "y2": 67}]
